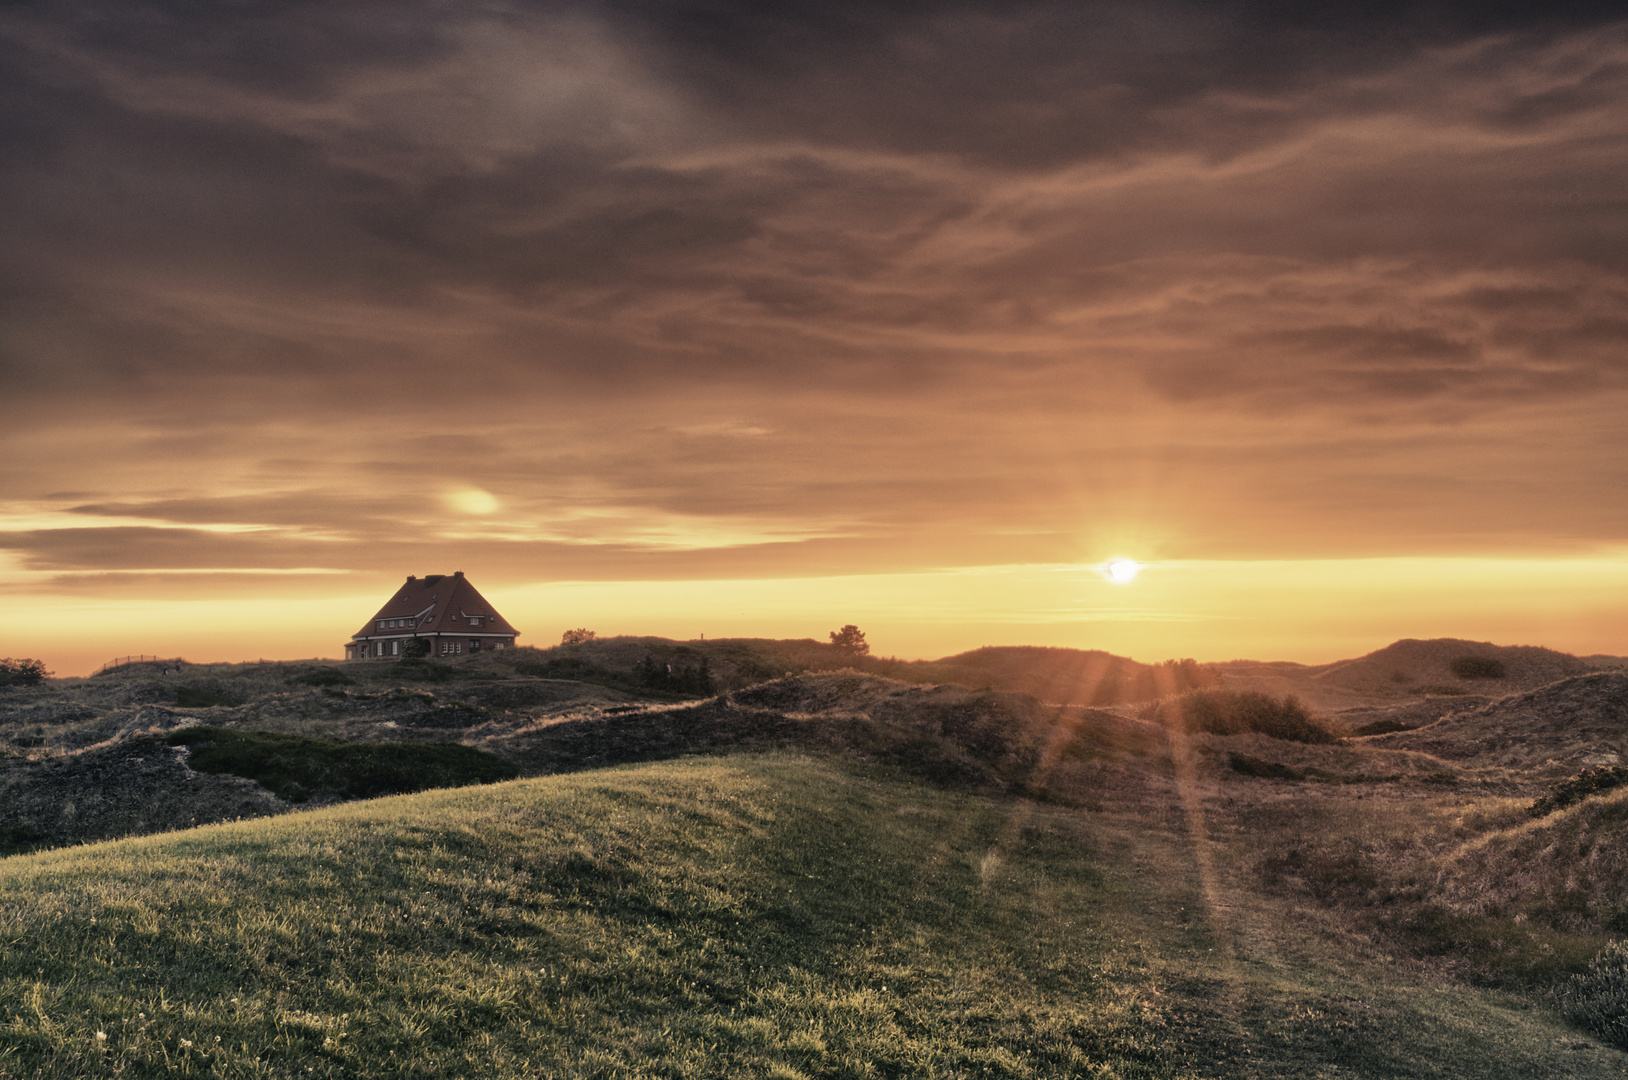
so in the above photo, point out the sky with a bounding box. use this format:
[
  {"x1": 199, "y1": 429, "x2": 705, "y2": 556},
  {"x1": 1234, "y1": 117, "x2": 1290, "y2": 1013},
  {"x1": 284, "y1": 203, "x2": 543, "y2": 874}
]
[{"x1": 4, "y1": 0, "x2": 1628, "y2": 676}]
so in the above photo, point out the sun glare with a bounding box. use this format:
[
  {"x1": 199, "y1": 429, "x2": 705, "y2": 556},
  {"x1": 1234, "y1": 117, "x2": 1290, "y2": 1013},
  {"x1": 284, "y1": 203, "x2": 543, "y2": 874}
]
[{"x1": 1104, "y1": 559, "x2": 1143, "y2": 584}]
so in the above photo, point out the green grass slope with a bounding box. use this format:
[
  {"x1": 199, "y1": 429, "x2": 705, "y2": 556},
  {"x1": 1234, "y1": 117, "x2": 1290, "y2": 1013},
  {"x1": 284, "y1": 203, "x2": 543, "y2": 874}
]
[{"x1": 2, "y1": 755, "x2": 1623, "y2": 1079}]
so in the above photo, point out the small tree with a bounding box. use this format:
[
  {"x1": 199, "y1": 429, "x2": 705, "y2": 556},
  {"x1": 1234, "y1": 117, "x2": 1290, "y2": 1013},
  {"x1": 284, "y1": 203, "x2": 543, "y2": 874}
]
[
  {"x1": 829, "y1": 625, "x2": 870, "y2": 656},
  {"x1": 561, "y1": 628, "x2": 597, "y2": 645},
  {"x1": 0, "y1": 658, "x2": 50, "y2": 687},
  {"x1": 401, "y1": 638, "x2": 430, "y2": 659}
]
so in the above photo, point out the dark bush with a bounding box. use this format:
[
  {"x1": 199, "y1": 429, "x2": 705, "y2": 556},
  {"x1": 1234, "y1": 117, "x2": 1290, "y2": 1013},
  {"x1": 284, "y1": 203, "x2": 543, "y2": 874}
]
[
  {"x1": 1227, "y1": 753, "x2": 1308, "y2": 780},
  {"x1": 1562, "y1": 940, "x2": 1628, "y2": 1049},
  {"x1": 1450, "y1": 655, "x2": 1507, "y2": 680},
  {"x1": 176, "y1": 684, "x2": 239, "y2": 708},
  {"x1": 1530, "y1": 767, "x2": 1628, "y2": 819},
  {"x1": 166, "y1": 726, "x2": 517, "y2": 803},
  {"x1": 0, "y1": 658, "x2": 49, "y2": 687},
  {"x1": 634, "y1": 654, "x2": 714, "y2": 696},
  {"x1": 401, "y1": 638, "x2": 431, "y2": 659},
  {"x1": 1175, "y1": 690, "x2": 1339, "y2": 744}
]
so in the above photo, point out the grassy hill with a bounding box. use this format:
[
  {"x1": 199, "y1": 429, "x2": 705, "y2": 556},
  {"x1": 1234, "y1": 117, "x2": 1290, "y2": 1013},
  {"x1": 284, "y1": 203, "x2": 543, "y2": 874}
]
[{"x1": 4, "y1": 753, "x2": 1624, "y2": 1079}]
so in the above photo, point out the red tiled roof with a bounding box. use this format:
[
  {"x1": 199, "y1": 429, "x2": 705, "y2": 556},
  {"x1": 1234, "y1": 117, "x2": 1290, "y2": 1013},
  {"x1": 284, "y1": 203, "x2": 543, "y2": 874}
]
[{"x1": 350, "y1": 571, "x2": 520, "y2": 641}]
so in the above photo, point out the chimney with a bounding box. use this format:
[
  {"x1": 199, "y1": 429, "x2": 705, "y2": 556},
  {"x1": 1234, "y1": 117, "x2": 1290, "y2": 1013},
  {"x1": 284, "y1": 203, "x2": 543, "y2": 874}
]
[{"x1": 454, "y1": 570, "x2": 464, "y2": 578}]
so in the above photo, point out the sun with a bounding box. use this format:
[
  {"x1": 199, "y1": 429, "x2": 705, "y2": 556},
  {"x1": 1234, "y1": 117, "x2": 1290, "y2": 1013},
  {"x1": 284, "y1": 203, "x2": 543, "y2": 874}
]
[
  {"x1": 1103, "y1": 559, "x2": 1144, "y2": 584},
  {"x1": 445, "y1": 486, "x2": 500, "y2": 515}
]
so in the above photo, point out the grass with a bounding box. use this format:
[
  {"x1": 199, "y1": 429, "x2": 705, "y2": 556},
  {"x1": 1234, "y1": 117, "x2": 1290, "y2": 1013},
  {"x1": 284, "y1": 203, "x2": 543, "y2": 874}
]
[
  {"x1": 165, "y1": 726, "x2": 518, "y2": 803},
  {"x1": 1, "y1": 754, "x2": 1624, "y2": 1078}
]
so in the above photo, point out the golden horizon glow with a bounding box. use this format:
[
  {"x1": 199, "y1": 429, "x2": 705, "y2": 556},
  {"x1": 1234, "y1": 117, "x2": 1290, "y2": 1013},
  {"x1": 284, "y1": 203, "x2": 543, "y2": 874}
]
[{"x1": 8, "y1": 555, "x2": 1627, "y2": 678}]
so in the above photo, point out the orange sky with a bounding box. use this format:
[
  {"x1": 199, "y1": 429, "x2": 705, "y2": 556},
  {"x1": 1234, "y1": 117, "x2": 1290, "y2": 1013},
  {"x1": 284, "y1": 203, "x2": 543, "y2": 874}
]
[{"x1": 3, "y1": 2, "x2": 1627, "y2": 676}]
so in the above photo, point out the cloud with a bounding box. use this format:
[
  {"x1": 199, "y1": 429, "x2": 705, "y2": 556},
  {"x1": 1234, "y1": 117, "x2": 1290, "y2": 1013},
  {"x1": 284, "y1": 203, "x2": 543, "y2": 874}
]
[{"x1": 3, "y1": 1, "x2": 1628, "y2": 584}]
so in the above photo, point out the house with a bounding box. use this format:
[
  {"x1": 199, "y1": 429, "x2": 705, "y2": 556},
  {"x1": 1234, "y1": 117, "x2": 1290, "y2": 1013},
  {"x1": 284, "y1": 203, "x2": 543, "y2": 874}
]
[{"x1": 344, "y1": 571, "x2": 520, "y2": 660}]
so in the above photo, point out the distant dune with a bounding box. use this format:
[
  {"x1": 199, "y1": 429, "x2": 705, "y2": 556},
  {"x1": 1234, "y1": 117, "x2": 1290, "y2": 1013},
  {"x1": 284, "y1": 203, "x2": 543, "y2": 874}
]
[{"x1": 1368, "y1": 672, "x2": 1628, "y2": 776}]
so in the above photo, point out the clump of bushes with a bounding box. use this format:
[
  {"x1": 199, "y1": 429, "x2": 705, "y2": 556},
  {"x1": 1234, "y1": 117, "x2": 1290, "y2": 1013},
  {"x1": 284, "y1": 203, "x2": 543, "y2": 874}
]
[
  {"x1": 1530, "y1": 766, "x2": 1628, "y2": 819},
  {"x1": 175, "y1": 684, "x2": 240, "y2": 708},
  {"x1": 1450, "y1": 655, "x2": 1507, "y2": 680},
  {"x1": 166, "y1": 726, "x2": 517, "y2": 803},
  {"x1": 1561, "y1": 940, "x2": 1628, "y2": 1049},
  {"x1": 287, "y1": 666, "x2": 356, "y2": 687},
  {"x1": 0, "y1": 658, "x2": 49, "y2": 687},
  {"x1": 1173, "y1": 689, "x2": 1339, "y2": 744},
  {"x1": 634, "y1": 654, "x2": 714, "y2": 695}
]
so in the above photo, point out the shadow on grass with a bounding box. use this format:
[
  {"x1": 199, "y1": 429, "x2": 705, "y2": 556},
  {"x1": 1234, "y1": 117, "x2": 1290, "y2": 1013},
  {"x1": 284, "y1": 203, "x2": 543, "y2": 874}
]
[{"x1": 166, "y1": 726, "x2": 517, "y2": 803}]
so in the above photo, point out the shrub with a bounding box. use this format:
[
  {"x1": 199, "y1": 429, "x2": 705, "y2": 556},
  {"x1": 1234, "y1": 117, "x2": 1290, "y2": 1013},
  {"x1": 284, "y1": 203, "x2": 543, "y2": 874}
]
[
  {"x1": 1561, "y1": 939, "x2": 1628, "y2": 1049},
  {"x1": 287, "y1": 666, "x2": 356, "y2": 687},
  {"x1": 390, "y1": 659, "x2": 457, "y2": 683},
  {"x1": 0, "y1": 658, "x2": 50, "y2": 687},
  {"x1": 166, "y1": 726, "x2": 517, "y2": 803},
  {"x1": 635, "y1": 654, "x2": 714, "y2": 695},
  {"x1": 1449, "y1": 655, "x2": 1507, "y2": 680},
  {"x1": 1227, "y1": 753, "x2": 1308, "y2": 780},
  {"x1": 401, "y1": 638, "x2": 431, "y2": 659},
  {"x1": 1530, "y1": 766, "x2": 1628, "y2": 819},
  {"x1": 176, "y1": 684, "x2": 239, "y2": 708},
  {"x1": 1175, "y1": 690, "x2": 1339, "y2": 744},
  {"x1": 561, "y1": 628, "x2": 597, "y2": 645}
]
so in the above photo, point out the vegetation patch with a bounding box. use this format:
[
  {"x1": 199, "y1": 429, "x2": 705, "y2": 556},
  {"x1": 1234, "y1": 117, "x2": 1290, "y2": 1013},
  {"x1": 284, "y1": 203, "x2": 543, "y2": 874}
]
[
  {"x1": 1173, "y1": 689, "x2": 1340, "y2": 743},
  {"x1": 0, "y1": 658, "x2": 49, "y2": 687},
  {"x1": 1562, "y1": 940, "x2": 1628, "y2": 1049},
  {"x1": 633, "y1": 653, "x2": 715, "y2": 695},
  {"x1": 387, "y1": 658, "x2": 461, "y2": 683},
  {"x1": 165, "y1": 726, "x2": 517, "y2": 802},
  {"x1": 1451, "y1": 656, "x2": 1509, "y2": 680},
  {"x1": 1530, "y1": 767, "x2": 1628, "y2": 819},
  {"x1": 516, "y1": 653, "x2": 709, "y2": 700},
  {"x1": 175, "y1": 684, "x2": 240, "y2": 708},
  {"x1": 287, "y1": 666, "x2": 357, "y2": 687},
  {"x1": 1227, "y1": 753, "x2": 1309, "y2": 781}
]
